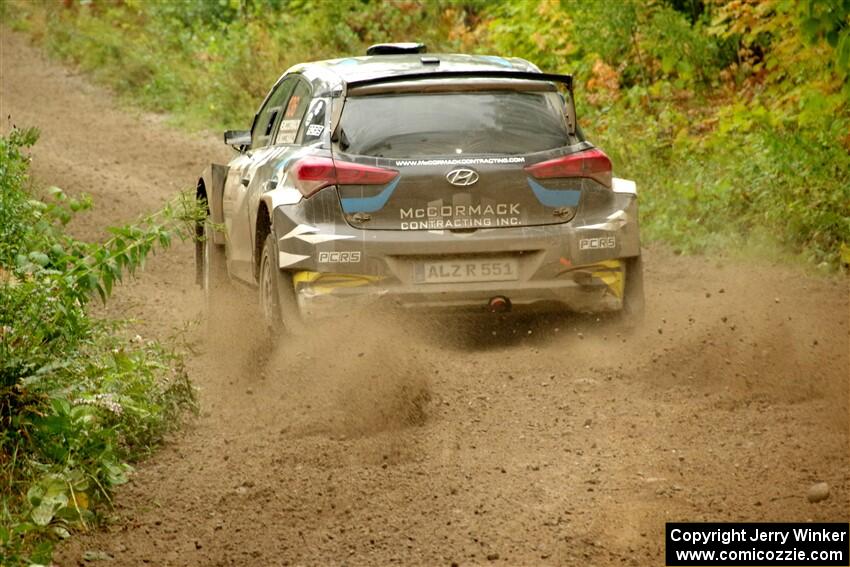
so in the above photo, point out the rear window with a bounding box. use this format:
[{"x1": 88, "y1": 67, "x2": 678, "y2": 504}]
[{"x1": 338, "y1": 91, "x2": 570, "y2": 158}]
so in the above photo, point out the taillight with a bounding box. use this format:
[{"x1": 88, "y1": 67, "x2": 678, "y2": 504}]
[
  {"x1": 292, "y1": 157, "x2": 398, "y2": 198},
  {"x1": 293, "y1": 157, "x2": 336, "y2": 197},
  {"x1": 524, "y1": 148, "x2": 612, "y2": 188},
  {"x1": 335, "y1": 161, "x2": 398, "y2": 185}
]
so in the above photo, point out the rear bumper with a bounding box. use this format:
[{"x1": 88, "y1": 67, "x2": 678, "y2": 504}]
[
  {"x1": 294, "y1": 271, "x2": 625, "y2": 317},
  {"x1": 273, "y1": 189, "x2": 641, "y2": 317}
]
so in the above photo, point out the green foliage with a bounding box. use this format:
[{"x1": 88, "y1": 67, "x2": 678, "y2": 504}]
[
  {"x1": 13, "y1": 0, "x2": 460, "y2": 130},
  {"x1": 595, "y1": 101, "x2": 850, "y2": 265},
  {"x1": 798, "y1": 0, "x2": 850, "y2": 79},
  {"x1": 6, "y1": 0, "x2": 850, "y2": 270},
  {"x1": 0, "y1": 129, "x2": 201, "y2": 565}
]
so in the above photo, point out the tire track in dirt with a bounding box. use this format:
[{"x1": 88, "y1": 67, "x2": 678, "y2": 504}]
[{"x1": 2, "y1": 29, "x2": 848, "y2": 567}]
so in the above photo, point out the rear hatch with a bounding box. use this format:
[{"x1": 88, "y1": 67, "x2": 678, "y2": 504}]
[{"x1": 332, "y1": 86, "x2": 610, "y2": 231}]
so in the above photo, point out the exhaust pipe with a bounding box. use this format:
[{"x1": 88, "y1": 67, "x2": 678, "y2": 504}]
[{"x1": 488, "y1": 296, "x2": 511, "y2": 313}]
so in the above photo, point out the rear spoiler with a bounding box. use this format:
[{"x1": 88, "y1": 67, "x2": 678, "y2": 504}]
[
  {"x1": 344, "y1": 70, "x2": 573, "y2": 92},
  {"x1": 331, "y1": 70, "x2": 576, "y2": 139}
]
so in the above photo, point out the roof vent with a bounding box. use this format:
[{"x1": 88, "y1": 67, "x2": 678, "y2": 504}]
[
  {"x1": 366, "y1": 42, "x2": 426, "y2": 56},
  {"x1": 420, "y1": 55, "x2": 440, "y2": 65}
]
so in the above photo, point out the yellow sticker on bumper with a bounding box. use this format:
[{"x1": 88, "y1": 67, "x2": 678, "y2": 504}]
[{"x1": 292, "y1": 271, "x2": 384, "y2": 296}]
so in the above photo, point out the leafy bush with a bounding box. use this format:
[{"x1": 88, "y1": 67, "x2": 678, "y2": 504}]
[{"x1": 0, "y1": 128, "x2": 200, "y2": 565}]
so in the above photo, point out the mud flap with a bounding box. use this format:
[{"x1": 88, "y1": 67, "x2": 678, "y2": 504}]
[
  {"x1": 195, "y1": 164, "x2": 229, "y2": 286},
  {"x1": 622, "y1": 255, "x2": 645, "y2": 322}
]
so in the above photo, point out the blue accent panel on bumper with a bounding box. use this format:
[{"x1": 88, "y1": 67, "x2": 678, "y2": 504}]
[
  {"x1": 340, "y1": 176, "x2": 401, "y2": 214},
  {"x1": 527, "y1": 177, "x2": 581, "y2": 208}
]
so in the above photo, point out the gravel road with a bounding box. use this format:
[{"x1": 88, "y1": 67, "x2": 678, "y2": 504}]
[{"x1": 2, "y1": 29, "x2": 847, "y2": 567}]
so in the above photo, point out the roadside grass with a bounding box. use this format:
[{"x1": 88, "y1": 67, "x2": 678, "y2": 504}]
[
  {"x1": 593, "y1": 102, "x2": 850, "y2": 270},
  {"x1": 0, "y1": 128, "x2": 202, "y2": 566}
]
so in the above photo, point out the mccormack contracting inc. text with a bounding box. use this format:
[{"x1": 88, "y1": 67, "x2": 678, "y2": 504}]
[{"x1": 665, "y1": 522, "x2": 849, "y2": 566}]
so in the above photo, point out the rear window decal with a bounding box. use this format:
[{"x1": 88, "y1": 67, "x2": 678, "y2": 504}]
[{"x1": 394, "y1": 157, "x2": 525, "y2": 167}]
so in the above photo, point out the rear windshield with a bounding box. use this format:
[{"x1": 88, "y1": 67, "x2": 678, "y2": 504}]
[{"x1": 338, "y1": 91, "x2": 570, "y2": 158}]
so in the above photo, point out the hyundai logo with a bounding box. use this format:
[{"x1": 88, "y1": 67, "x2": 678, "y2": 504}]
[{"x1": 446, "y1": 168, "x2": 479, "y2": 187}]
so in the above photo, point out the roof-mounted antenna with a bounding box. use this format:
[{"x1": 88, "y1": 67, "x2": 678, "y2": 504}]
[{"x1": 366, "y1": 42, "x2": 426, "y2": 56}]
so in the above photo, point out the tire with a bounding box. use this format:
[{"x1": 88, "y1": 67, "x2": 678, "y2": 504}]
[
  {"x1": 620, "y1": 255, "x2": 645, "y2": 325},
  {"x1": 258, "y1": 232, "x2": 303, "y2": 335}
]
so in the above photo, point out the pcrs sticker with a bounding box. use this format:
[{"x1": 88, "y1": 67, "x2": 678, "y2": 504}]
[
  {"x1": 318, "y1": 251, "x2": 361, "y2": 264},
  {"x1": 579, "y1": 236, "x2": 616, "y2": 250}
]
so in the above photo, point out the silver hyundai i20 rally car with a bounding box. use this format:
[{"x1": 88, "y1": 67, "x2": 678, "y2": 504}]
[{"x1": 196, "y1": 43, "x2": 644, "y2": 331}]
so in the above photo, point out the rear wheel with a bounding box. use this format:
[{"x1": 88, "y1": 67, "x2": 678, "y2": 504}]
[{"x1": 258, "y1": 232, "x2": 302, "y2": 334}]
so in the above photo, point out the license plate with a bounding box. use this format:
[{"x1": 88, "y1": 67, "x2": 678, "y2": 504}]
[{"x1": 413, "y1": 259, "x2": 519, "y2": 284}]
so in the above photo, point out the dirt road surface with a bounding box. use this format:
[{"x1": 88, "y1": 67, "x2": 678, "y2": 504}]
[{"x1": 2, "y1": 30, "x2": 848, "y2": 567}]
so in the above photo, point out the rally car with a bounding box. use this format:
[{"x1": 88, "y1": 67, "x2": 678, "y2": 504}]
[{"x1": 196, "y1": 42, "x2": 644, "y2": 332}]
